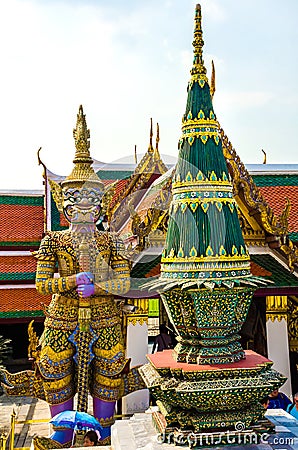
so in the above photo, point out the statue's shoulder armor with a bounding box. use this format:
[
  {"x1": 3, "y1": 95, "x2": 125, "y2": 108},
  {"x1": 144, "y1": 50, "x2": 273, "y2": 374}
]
[{"x1": 32, "y1": 230, "x2": 70, "y2": 260}]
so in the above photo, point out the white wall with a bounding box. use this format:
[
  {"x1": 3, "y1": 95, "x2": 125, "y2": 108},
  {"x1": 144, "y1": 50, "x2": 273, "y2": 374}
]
[
  {"x1": 122, "y1": 318, "x2": 150, "y2": 414},
  {"x1": 266, "y1": 318, "x2": 292, "y2": 398}
]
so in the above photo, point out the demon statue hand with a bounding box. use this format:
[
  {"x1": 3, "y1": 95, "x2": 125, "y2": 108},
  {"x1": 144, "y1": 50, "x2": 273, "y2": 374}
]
[{"x1": 0, "y1": 106, "x2": 145, "y2": 447}]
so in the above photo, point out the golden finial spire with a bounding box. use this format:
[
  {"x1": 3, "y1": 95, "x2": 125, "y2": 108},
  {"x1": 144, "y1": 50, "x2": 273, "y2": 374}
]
[
  {"x1": 262, "y1": 149, "x2": 267, "y2": 164},
  {"x1": 156, "y1": 122, "x2": 160, "y2": 151},
  {"x1": 190, "y1": 4, "x2": 207, "y2": 81},
  {"x1": 210, "y1": 60, "x2": 216, "y2": 99},
  {"x1": 148, "y1": 118, "x2": 154, "y2": 153}
]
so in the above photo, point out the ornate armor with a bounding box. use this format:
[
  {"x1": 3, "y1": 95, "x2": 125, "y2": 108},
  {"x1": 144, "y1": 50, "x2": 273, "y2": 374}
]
[{"x1": 34, "y1": 229, "x2": 131, "y2": 405}]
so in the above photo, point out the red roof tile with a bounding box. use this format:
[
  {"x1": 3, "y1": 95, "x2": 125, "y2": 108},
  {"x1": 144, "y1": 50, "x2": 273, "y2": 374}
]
[
  {"x1": 102, "y1": 180, "x2": 115, "y2": 187},
  {"x1": 0, "y1": 205, "x2": 44, "y2": 242},
  {"x1": 0, "y1": 256, "x2": 37, "y2": 273},
  {"x1": 0, "y1": 288, "x2": 51, "y2": 312},
  {"x1": 258, "y1": 186, "x2": 298, "y2": 233},
  {"x1": 111, "y1": 178, "x2": 131, "y2": 208}
]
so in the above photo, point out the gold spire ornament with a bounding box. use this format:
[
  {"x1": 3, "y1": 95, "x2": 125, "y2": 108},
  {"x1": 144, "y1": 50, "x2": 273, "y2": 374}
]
[{"x1": 48, "y1": 178, "x2": 63, "y2": 213}]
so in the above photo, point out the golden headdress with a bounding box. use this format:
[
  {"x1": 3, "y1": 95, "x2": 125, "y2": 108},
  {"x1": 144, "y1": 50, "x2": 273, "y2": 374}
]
[{"x1": 61, "y1": 105, "x2": 104, "y2": 191}]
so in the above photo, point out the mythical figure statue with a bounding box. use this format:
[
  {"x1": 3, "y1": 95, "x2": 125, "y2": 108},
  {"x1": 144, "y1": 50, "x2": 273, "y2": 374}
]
[{"x1": 1, "y1": 106, "x2": 144, "y2": 446}]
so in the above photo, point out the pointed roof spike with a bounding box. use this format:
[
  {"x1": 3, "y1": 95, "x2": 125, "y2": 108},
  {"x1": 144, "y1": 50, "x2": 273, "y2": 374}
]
[
  {"x1": 148, "y1": 117, "x2": 154, "y2": 153},
  {"x1": 210, "y1": 60, "x2": 216, "y2": 99},
  {"x1": 190, "y1": 4, "x2": 207, "y2": 80},
  {"x1": 156, "y1": 122, "x2": 160, "y2": 152}
]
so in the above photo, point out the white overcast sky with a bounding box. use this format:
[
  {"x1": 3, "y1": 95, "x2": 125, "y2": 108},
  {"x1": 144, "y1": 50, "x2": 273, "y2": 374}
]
[{"x1": 0, "y1": 0, "x2": 297, "y2": 190}]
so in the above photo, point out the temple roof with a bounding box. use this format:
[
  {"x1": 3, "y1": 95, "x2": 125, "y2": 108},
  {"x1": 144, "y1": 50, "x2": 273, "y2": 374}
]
[
  {"x1": 251, "y1": 254, "x2": 298, "y2": 288},
  {"x1": 1, "y1": 166, "x2": 297, "y2": 315},
  {"x1": 108, "y1": 120, "x2": 168, "y2": 232},
  {"x1": 252, "y1": 173, "x2": 298, "y2": 241},
  {"x1": 0, "y1": 255, "x2": 36, "y2": 283},
  {"x1": 0, "y1": 194, "x2": 44, "y2": 248},
  {"x1": 0, "y1": 287, "x2": 51, "y2": 320}
]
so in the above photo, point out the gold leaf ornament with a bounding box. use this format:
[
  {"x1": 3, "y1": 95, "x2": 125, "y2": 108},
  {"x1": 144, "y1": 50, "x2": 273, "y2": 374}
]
[
  {"x1": 102, "y1": 180, "x2": 117, "y2": 223},
  {"x1": 49, "y1": 178, "x2": 63, "y2": 213}
]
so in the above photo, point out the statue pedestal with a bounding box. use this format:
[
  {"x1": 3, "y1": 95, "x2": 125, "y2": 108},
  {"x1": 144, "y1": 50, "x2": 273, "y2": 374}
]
[
  {"x1": 138, "y1": 349, "x2": 286, "y2": 435},
  {"x1": 111, "y1": 410, "x2": 298, "y2": 449}
]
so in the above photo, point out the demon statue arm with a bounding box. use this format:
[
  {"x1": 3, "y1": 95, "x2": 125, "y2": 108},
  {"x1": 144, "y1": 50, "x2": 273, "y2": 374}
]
[
  {"x1": 91, "y1": 235, "x2": 131, "y2": 297},
  {"x1": 34, "y1": 233, "x2": 131, "y2": 297},
  {"x1": 34, "y1": 234, "x2": 77, "y2": 295}
]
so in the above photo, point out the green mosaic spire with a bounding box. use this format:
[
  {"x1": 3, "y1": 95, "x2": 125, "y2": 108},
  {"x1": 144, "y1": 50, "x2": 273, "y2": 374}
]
[
  {"x1": 142, "y1": 2, "x2": 270, "y2": 368},
  {"x1": 159, "y1": 5, "x2": 255, "y2": 289}
]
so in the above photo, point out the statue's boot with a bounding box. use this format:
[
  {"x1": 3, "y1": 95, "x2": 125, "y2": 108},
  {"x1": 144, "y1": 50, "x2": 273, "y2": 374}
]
[
  {"x1": 93, "y1": 398, "x2": 115, "y2": 445},
  {"x1": 49, "y1": 398, "x2": 74, "y2": 445},
  {"x1": 92, "y1": 366, "x2": 146, "y2": 445}
]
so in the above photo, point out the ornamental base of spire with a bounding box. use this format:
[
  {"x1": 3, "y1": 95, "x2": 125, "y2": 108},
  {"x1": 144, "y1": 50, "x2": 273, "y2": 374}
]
[
  {"x1": 174, "y1": 336, "x2": 245, "y2": 365},
  {"x1": 138, "y1": 350, "x2": 286, "y2": 444},
  {"x1": 151, "y1": 409, "x2": 275, "y2": 447},
  {"x1": 161, "y1": 287, "x2": 254, "y2": 364}
]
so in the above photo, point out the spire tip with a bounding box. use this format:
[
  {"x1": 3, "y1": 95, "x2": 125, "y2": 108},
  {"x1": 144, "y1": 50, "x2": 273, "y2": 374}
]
[{"x1": 191, "y1": 3, "x2": 207, "y2": 80}]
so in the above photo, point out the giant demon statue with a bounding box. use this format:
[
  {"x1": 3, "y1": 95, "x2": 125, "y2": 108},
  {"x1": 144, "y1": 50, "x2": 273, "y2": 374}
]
[{"x1": 1, "y1": 106, "x2": 144, "y2": 446}]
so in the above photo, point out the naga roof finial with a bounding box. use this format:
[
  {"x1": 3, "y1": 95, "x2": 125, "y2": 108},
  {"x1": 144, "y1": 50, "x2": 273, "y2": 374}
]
[
  {"x1": 156, "y1": 122, "x2": 160, "y2": 152},
  {"x1": 190, "y1": 4, "x2": 208, "y2": 83}
]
